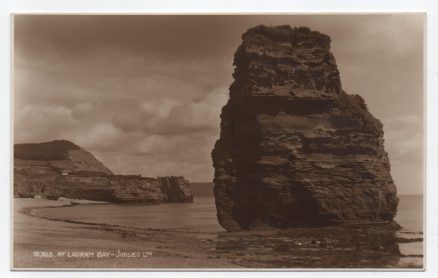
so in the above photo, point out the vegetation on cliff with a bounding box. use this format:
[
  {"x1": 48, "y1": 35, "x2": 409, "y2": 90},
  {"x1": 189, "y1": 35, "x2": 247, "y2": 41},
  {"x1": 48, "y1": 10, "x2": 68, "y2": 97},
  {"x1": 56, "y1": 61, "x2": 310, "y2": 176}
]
[{"x1": 15, "y1": 140, "x2": 80, "y2": 161}]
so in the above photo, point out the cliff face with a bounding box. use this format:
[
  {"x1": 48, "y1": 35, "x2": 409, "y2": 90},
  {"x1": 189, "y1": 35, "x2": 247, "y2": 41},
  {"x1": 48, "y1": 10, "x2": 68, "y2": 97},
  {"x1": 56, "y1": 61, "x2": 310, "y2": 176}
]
[
  {"x1": 15, "y1": 173, "x2": 193, "y2": 203},
  {"x1": 212, "y1": 25, "x2": 398, "y2": 231},
  {"x1": 14, "y1": 140, "x2": 193, "y2": 203}
]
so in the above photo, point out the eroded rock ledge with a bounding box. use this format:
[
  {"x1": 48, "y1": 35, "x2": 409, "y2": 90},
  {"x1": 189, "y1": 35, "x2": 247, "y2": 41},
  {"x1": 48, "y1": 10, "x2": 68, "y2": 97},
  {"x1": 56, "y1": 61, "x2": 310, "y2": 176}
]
[
  {"x1": 212, "y1": 25, "x2": 398, "y2": 231},
  {"x1": 14, "y1": 140, "x2": 193, "y2": 203}
]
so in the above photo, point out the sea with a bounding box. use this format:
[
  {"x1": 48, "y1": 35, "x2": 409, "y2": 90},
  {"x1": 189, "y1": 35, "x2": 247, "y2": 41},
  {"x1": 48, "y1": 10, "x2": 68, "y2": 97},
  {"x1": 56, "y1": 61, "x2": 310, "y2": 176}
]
[
  {"x1": 35, "y1": 196, "x2": 225, "y2": 233},
  {"x1": 32, "y1": 186, "x2": 423, "y2": 268},
  {"x1": 394, "y1": 194, "x2": 424, "y2": 267}
]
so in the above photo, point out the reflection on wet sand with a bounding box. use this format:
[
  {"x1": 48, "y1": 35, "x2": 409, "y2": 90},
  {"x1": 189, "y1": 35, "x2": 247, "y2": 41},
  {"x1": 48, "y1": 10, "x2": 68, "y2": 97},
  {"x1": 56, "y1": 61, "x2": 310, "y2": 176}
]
[
  {"x1": 17, "y1": 197, "x2": 423, "y2": 269},
  {"x1": 215, "y1": 223, "x2": 421, "y2": 268}
]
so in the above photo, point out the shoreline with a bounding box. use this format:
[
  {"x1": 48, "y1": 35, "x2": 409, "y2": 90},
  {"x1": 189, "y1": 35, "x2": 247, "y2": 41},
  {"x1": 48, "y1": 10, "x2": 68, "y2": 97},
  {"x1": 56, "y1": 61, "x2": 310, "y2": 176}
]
[
  {"x1": 22, "y1": 202, "x2": 212, "y2": 236},
  {"x1": 13, "y1": 198, "x2": 423, "y2": 269},
  {"x1": 14, "y1": 198, "x2": 236, "y2": 269}
]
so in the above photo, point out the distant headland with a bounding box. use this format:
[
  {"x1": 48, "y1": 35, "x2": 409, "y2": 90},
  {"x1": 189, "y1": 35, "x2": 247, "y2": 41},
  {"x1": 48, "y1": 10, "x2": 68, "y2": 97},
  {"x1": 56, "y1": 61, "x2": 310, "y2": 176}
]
[{"x1": 14, "y1": 140, "x2": 193, "y2": 203}]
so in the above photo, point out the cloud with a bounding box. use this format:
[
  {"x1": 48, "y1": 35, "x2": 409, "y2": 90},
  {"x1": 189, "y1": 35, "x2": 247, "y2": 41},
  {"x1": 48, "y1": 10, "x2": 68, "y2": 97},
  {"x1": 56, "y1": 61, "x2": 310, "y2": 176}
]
[
  {"x1": 383, "y1": 114, "x2": 423, "y2": 160},
  {"x1": 13, "y1": 15, "x2": 424, "y2": 189},
  {"x1": 382, "y1": 115, "x2": 424, "y2": 194},
  {"x1": 74, "y1": 122, "x2": 123, "y2": 151},
  {"x1": 111, "y1": 87, "x2": 228, "y2": 136},
  {"x1": 14, "y1": 104, "x2": 75, "y2": 143},
  {"x1": 71, "y1": 102, "x2": 95, "y2": 120},
  {"x1": 150, "y1": 88, "x2": 228, "y2": 135}
]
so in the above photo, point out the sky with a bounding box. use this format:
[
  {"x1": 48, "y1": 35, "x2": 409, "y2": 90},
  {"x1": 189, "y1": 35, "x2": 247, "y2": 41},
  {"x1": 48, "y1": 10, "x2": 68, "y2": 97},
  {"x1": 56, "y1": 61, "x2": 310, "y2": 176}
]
[{"x1": 14, "y1": 14, "x2": 424, "y2": 194}]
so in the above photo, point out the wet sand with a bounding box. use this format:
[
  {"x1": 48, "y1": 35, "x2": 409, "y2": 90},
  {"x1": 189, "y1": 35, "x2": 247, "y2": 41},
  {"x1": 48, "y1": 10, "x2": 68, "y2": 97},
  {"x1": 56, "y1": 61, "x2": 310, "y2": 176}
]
[
  {"x1": 13, "y1": 198, "x2": 423, "y2": 269},
  {"x1": 13, "y1": 198, "x2": 236, "y2": 269}
]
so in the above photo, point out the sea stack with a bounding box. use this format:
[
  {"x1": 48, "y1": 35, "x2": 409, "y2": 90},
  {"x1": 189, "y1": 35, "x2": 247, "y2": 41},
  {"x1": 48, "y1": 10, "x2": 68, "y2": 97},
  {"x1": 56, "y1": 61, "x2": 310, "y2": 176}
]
[{"x1": 212, "y1": 25, "x2": 398, "y2": 231}]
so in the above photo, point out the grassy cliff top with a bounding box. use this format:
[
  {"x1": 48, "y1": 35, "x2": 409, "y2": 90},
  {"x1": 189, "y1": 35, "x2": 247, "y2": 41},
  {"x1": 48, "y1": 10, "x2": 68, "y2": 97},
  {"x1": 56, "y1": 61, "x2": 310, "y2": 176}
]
[{"x1": 14, "y1": 140, "x2": 80, "y2": 161}]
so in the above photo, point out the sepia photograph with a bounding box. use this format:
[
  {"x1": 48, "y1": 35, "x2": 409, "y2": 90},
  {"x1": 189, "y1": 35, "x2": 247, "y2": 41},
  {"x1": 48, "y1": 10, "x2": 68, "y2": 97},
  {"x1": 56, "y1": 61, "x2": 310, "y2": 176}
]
[{"x1": 12, "y1": 14, "x2": 425, "y2": 269}]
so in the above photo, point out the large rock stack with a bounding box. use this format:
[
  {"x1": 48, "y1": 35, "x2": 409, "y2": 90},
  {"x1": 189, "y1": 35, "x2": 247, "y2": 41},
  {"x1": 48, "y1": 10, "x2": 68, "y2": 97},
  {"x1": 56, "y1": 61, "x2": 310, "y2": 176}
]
[{"x1": 212, "y1": 25, "x2": 398, "y2": 231}]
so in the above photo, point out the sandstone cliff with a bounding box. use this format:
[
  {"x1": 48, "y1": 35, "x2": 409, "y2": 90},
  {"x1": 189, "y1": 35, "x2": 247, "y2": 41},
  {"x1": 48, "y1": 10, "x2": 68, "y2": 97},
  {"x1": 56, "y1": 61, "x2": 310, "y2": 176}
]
[
  {"x1": 212, "y1": 25, "x2": 398, "y2": 231},
  {"x1": 14, "y1": 140, "x2": 193, "y2": 203}
]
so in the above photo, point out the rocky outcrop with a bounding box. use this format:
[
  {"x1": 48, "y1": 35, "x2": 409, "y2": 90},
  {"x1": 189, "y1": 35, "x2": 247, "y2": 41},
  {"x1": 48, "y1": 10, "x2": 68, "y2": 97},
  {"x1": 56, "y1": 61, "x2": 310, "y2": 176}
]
[
  {"x1": 14, "y1": 140, "x2": 193, "y2": 203},
  {"x1": 212, "y1": 25, "x2": 398, "y2": 231},
  {"x1": 158, "y1": 176, "x2": 194, "y2": 202},
  {"x1": 15, "y1": 173, "x2": 193, "y2": 203}
]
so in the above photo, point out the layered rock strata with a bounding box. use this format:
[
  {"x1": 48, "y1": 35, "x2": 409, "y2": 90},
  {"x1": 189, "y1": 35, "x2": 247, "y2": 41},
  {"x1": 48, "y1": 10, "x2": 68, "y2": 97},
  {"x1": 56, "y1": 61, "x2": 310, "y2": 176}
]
[
  {"x1": 212, "y1": 25, "x2": 398, "y2": 231},
  {"x1": 15, "y1": 173, "x2": 193, "y2": 203},
  {"x1": 14, "y1": 140, "x2": 193, "y2": 203}
]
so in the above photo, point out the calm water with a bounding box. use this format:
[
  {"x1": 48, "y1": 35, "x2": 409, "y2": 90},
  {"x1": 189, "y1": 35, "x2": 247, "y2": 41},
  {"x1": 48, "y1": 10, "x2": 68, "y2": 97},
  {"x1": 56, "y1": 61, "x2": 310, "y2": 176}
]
[
  {"x1": 394, "y1": 195, "x2": 424, "y2": 264},
  {"x1": 34, "y1": 197, "x2": 225, "y2": 233},
  {"x1": 33, "y1": 194, "x2": 423, "y2": 267},
  {"x1": 395, "y1": 195, "x2": 423, "y2": 233},
  {"x1": 34, "y1": 195, "x2": 423, "y2": 234}
]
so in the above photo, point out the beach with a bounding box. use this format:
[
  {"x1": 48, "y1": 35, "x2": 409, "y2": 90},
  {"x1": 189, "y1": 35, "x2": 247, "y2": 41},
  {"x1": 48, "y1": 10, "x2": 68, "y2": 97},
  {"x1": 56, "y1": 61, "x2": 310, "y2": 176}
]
[
  {"x1": 13, "y1": 198, "x2": 237, "y2": 269},
  {"x1": 13, "y1": 195, "x2": 423, "y2": 269}
]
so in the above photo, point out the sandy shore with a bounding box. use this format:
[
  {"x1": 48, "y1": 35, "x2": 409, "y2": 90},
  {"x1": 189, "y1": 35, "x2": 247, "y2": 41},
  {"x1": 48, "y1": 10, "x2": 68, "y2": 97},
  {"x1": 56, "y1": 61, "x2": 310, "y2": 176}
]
[
  {"x1": 13, "y1": 198, "x2": 423, "y2": 269},
  {"x1": 13, "y1": 198, "x2": 237, "y2": 269}
]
